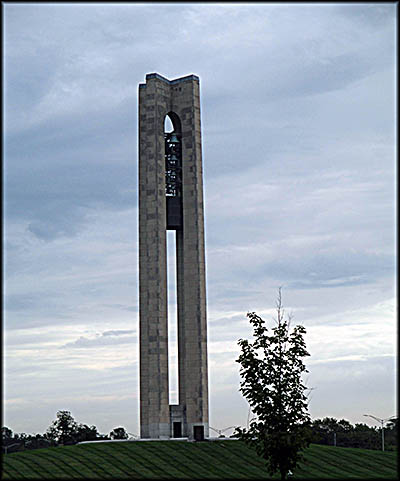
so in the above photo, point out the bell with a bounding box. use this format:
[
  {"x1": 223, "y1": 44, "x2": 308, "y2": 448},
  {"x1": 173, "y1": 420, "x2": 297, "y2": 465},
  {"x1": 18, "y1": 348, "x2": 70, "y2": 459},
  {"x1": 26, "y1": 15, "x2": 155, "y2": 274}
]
[{"x1": 169, "y1": 133, "x2": 180, "y2": 143}]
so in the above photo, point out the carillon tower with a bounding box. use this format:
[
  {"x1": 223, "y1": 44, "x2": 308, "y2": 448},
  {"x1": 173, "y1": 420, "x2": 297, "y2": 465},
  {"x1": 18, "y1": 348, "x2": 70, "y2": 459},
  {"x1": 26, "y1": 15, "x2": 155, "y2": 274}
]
[{"x1": 138, "y1": 73, "x2": 209, "y2": 440}]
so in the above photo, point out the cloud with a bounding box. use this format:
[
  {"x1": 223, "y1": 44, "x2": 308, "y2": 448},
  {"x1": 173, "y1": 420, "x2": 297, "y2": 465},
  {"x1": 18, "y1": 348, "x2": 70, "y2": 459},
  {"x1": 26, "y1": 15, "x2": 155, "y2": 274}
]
[
  {"x1": 307, "y1": 355, "x2": 397, "y2": 422},
  {"x1": 333, "y1": 3, "x2": 396, "y2": 28},
  {"x1": 4, "y1": 111, "x2": 136, "y2": 242},
  {"x1": 102, "y1": 329, "x2": 135, "y2": 337},
  {"x1": 61, "y1": 329, "x2": 137, "y2": 349},
  {"x1": 4, "y1": 206, "x2": 138, "y2": 331}
]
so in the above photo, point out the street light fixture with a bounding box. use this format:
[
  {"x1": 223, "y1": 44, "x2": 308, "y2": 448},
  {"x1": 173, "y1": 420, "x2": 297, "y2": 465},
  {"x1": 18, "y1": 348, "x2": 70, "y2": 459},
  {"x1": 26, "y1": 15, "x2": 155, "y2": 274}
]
[
  {"x1": 209, "y1": 426, "x2": 237, "y2": 438},
  {"x1": 363, "y1": 414, "x2": 395, "y2": 451}
]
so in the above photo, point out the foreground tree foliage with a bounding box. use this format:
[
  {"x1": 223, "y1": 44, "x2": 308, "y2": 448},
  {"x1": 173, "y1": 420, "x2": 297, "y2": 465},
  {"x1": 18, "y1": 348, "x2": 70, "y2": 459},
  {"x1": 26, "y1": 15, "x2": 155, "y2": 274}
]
[{"x1": 235, "y1": 289, "x2": 311, "y2": 480}]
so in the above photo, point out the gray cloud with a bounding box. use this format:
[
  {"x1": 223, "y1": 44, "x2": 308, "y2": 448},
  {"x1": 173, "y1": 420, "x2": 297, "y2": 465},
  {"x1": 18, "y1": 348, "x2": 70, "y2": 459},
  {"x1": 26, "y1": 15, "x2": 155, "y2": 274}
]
[
  {"x1": 60, "y1": 329, "x2": 136, "y2": 349},
  {"x1": 102, "y1": 329, "x2": 135, "y2": 337},
  {"x1": 5, "y1": 105, "x2": 136, "y2": 241},
  {"x1": 333, "y1": 3, "x2": 396, "y2": 28},
  {"x1": 307, "y1": 355, "x2": 396, "y2": 421}
]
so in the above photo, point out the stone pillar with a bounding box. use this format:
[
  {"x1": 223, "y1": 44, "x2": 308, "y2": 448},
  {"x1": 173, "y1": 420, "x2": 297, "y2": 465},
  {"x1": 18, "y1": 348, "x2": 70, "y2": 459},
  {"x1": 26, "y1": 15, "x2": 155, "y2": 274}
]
[{"x1": 138, "y1": 73, "x2": 209, "y2": 439}]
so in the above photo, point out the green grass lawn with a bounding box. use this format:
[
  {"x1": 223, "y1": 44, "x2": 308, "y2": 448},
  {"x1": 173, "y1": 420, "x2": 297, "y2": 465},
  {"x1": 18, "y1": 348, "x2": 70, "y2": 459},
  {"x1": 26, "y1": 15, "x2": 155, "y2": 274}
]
[{"x1": 2, "y1": 440, "x2": 397, "y2": 479}]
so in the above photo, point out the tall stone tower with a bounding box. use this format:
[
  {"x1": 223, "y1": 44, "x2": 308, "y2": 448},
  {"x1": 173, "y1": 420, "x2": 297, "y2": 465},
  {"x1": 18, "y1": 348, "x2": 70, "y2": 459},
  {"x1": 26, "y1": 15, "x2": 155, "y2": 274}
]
[{"x1": 138, "y1": 73, "x2": 209, "y2": 440}]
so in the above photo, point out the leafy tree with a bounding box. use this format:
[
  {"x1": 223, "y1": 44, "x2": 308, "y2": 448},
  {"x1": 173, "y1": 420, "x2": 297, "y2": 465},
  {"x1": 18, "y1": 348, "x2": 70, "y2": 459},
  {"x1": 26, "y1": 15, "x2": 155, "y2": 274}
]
[
  {"x1": 109, "y1": 427, "x2": 128, "y2": 440},
  {"x1": 2, "y1": 427, "x2": 13, "y2": 442},
  {"x1": 44, "y1": 411, "x2": 104, "y2": 446},
  {"x1": 46, "y1": 410, "x2": 78, "y2": 445},
  {"x1": 337, "y1": 419, "x2": 353, "y2": 433},
  {"x1": 235, "y1": 289, "x2": 311, "y2": 480},
  {"x1": 353, "y1": 423, "x2": 372, "y2": 432},
  {"x1": 74, "y1": 424, "x2": 99, "y2": 443},
  {"x1": 310, "y1": 418, "x2": 335, "y2": 445}
]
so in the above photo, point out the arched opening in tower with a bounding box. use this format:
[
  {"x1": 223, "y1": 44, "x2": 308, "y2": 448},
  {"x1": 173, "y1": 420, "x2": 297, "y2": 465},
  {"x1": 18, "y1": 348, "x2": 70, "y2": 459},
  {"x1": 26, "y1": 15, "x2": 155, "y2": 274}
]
[
  {"x1": 164, "y1": 112, "x2": 182, "y2": 406},
  {"x1": 164, "y1": 112, "x2": 182, "y2": 229}
]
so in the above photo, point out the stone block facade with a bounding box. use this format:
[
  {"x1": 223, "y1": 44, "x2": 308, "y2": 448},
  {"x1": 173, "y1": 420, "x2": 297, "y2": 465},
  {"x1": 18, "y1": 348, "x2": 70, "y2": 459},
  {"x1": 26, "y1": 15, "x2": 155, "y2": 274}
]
[{"x1": 138, "y1": 73, "x2": 209, "y2": 439}]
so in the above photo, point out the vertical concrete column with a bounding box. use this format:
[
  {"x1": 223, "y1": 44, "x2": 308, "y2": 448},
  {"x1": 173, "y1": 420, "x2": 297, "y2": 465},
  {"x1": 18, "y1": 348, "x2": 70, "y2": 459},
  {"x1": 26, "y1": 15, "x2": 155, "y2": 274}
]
[
  {"x1": 172, "y1": 79, "x2": 209, "y2": 439},
  {"x1": 138, "y1": 75, "x2": 171, "y2": 439}
]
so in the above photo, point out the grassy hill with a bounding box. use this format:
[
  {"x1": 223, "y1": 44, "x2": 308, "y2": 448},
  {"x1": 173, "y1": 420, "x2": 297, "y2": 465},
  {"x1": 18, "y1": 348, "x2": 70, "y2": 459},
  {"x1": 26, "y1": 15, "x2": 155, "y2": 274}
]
[{"x1": 2, "y1": 440, "x2": 397, "y2": 479}]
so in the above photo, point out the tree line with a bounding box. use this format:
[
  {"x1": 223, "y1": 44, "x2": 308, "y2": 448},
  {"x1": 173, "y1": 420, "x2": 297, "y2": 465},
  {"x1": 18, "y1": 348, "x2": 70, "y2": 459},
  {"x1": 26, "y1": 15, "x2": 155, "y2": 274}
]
[
  {"x1": 3, "y1": 412, "x2": 397, "y2": 455},
  {"x1": 309, "y1": 416, "x2": 397, "y2": 451},
  {"x1": 2, "y1": 410, "x2": 129, "y2": 454}
]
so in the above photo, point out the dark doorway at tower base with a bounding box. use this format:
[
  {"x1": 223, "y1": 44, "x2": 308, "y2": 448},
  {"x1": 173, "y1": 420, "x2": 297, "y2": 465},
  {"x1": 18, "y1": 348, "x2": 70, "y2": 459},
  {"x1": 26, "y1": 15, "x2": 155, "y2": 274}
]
[
  {"x1": 193, "y1": 426, "x2": 205, "y2": 441},
  {"x1": 173, "y1": 422, "x2": 182, "y2": 438}
]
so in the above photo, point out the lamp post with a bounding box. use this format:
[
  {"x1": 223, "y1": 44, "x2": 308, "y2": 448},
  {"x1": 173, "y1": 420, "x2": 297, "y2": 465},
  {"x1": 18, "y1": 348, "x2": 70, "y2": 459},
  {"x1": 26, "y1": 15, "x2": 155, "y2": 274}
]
[
  {"x1": 363, "y1": 414, "x2": 395, "y2": 451},
  {"x1": 209, "y1": 426, "x2": 236, "y2": 438}
]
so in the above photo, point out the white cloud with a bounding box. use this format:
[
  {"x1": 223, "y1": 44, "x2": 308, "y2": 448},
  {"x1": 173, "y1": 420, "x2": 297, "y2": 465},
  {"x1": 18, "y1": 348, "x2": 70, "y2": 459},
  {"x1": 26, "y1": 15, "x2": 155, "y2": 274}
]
[{"x1": 60, "y1": 330, "x2": 137, "y2": 349}]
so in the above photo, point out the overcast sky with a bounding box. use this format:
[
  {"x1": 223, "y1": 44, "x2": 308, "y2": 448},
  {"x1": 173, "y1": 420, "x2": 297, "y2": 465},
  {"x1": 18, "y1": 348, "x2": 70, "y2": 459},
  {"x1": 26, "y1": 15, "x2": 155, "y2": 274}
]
[{"x1": 3, "y1": 3, "x2": 397, "y2": 438}]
